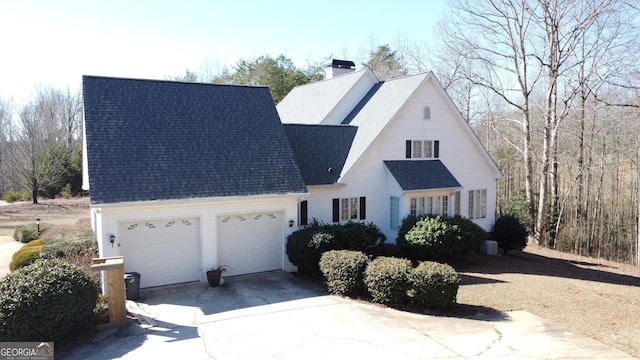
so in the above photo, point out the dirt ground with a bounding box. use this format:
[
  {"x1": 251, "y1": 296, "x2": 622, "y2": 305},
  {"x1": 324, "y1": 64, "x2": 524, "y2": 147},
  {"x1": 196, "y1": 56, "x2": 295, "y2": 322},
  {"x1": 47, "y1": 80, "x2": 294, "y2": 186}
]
[
  {"x1": 0, "y1": 197, "x2": 90, "y2": 237},
  {"x1": 1, "y1": 197, "x2": 639, "y2": 357}
]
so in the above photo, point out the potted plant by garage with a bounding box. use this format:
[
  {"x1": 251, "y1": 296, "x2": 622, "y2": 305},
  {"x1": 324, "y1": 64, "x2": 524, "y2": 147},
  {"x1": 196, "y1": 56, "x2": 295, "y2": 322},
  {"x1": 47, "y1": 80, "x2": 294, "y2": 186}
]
[{"x1": 206, "y1": 265, "x2": 228, "y2": 287}]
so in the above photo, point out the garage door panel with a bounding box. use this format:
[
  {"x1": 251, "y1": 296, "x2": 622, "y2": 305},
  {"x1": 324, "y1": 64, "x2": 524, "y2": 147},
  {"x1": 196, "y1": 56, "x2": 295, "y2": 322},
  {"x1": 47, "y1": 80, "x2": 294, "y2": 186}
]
[
  {"x1": 218, "y1": 212, "x2": 283, "y2": 277},
  {"x1": 120, "y1": 218, "x2": 200, "y2": 288}
]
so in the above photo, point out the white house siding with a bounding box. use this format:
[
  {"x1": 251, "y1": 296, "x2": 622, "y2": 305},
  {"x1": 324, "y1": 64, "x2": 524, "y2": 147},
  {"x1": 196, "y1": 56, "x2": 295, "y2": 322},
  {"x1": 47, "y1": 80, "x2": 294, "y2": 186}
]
[
  {"x1": 370, "y1": 79, "x2": 498, "y2": 231},
  {"x1": 304, "y1": 78, "x2": 498, "y2": 240},
  {"x1": 91, "y1": 195, "x2": 300, "y2": 287}
]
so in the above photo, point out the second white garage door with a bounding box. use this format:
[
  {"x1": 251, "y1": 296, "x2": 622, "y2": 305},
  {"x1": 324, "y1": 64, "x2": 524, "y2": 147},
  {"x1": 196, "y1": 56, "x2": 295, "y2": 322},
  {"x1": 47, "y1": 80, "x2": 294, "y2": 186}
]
[
  {"x1": 120, "y1": 218, "x2": 200, "y2": 288},
  {"x1": 218, "y1": 212, "x2": 283, "y2": 277}
]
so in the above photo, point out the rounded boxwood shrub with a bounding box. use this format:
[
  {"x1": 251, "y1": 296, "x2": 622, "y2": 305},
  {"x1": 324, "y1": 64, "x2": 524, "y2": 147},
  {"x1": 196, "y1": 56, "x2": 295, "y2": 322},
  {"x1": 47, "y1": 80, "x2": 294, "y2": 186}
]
[
  {"x1": 400, "y1": 215, "x2": 462, "y2": 259},
  {"x1": 409, "y1": 261, "x2": 460, "y2": 309},
  {"x1": 0, "y1": 259, "x2": 99, "y2": 341},
  {"x1": 493, "y1": 214, "x2": 528, "y2": 253},
  {"x1": 398, "y1": 215, "x2": 484, "y2": 259},
  {"x1": 9, "y1": 240, "x2": 45, "y2": 271},
  {"x1": 286, "y1": 227, "x2": 338, "y2": 273},
  {"x1": 448, "y1": 215, "x2": 485, "y2": 253},
  {"x1": 326, "y1": 221, "x2": 386, "y2": 250},
  {"x1": 319, "y1": 250, "x2": 369, "y2": 296},
  {"x1": 13, "y1": 223, "x2": 50, "y2": 243},
  {"x1": 364, "y1": 256, "x2": 413, "y2": 304}
]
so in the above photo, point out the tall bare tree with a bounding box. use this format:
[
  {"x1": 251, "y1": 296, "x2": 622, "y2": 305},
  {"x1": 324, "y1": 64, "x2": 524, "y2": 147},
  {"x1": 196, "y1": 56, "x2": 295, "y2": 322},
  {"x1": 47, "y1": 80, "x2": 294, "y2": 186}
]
[
  {"x1": 9, "y1": 87, "x2": 75, "y2": 203},
  {"x1": 438, "y1": 0, "x2": 540, "y2": 236}
]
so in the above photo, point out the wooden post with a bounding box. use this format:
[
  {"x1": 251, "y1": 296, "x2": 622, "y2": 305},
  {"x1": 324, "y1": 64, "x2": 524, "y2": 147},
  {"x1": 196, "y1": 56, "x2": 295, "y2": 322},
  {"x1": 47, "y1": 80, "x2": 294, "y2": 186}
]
[{"x1": 92, "y1": 256, "x2": 127, "y2": 329}]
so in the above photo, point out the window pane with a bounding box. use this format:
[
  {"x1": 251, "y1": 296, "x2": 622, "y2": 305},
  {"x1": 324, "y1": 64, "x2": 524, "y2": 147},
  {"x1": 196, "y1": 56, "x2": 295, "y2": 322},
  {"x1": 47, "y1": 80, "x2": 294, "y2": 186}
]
[
  {"x1": 434, "y1": 196, "x2": 441, "y2": 215},
  {"x1": 424, "y1": 141, "x2": 432, "y2": 158},
  {"x1": 454, "y1": 191, "x2": 460, "y2": 215},
  {"x1": 412, "y1": 141, "x2": 422, "y2": 158},
  {"x1": 390, "y1": 197, "x2": 400, "y2": 229},
  {"x1": 469, "y1": 191, "x2": 474, "y2": 219},
  {"x1": 341, "y1": 198, "x2": 349, "y2": 220},
  {"x1": 481, "y1": 189, "x2": 487, "y2": 218},
  {"x1": 350, "y1": 198, "x2": 358, "y2": 219},
  {"x1": 442, "y1": 195, "x2": 449, "y2": 215},
  {"x1": 426, "y1": 197, "x2": 433, "y2": 214},
  {"x1": 410, "y1": 198, "x2": 417, "y2": 216},
  {"x1": 419, "y1": 197, "x2": 425, "y2": 215}
]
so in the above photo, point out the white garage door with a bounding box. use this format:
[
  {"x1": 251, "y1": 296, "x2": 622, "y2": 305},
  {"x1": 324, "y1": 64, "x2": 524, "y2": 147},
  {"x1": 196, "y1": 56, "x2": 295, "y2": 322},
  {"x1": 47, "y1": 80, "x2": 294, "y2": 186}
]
[
  {"x1": 218, "y1": 212, "x2": 283, "y2": 277},
  {"x1": 120, "y1": 218, "x2": 200, "y2": 288}
]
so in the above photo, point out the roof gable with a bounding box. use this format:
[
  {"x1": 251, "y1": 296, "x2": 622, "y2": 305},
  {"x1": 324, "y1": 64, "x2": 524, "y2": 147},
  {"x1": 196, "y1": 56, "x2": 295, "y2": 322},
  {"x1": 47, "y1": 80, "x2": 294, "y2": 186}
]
[
  {"x1": 277, "y1": 69, "x2": 378, "y2": 125},
  {"x1": 339, "y1": 73, "x2": 429, "y2": 179},
  {"x1": 284, "y1": 124, "x2": 357, "y2": 185},
  {"x1": 384, "y1": 160, "x2": 462, "y2": 190},
  {"x1": 83, "y1": 76, "x2": 307, "y2": 205}
]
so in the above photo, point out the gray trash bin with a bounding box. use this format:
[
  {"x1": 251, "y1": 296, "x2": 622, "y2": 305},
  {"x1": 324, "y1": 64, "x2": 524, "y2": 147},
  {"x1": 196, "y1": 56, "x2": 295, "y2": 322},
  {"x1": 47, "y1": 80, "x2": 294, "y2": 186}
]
[{"x1": 124, "y1": 272, "x2": 141, "y2": 301}]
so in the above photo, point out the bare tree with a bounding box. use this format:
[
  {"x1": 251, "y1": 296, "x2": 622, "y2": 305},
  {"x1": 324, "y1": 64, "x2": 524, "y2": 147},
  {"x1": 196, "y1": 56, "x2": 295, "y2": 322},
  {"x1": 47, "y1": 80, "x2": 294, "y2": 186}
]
[
  {"x1": 439, "y1": 0, "x2": 541, "y2": 235},
  {"x1": 9, "y1": 87, "x2": 74, "y2": 203}
]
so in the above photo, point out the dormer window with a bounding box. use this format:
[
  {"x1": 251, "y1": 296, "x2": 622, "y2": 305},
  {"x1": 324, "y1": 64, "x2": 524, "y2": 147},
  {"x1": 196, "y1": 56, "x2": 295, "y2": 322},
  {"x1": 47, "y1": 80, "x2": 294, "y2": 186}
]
[
  {"x1": 405, "y1": 140, "x2": 440, "y2": 158},
  {"x1": 424, "y1": 106, "x2": 431, "y2": 120}
]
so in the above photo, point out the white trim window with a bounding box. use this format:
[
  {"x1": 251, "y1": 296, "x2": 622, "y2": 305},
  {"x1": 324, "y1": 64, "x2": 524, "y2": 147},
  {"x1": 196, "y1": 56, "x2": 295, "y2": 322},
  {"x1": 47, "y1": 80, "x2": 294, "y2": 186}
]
[
  {"x1": 453, "y1": 191, "x2": 461, "y2": 216},
  {"x1": 468, "y1": 189, "x2": 487, "y2": 219},
  {"x1": 332, "y1": 197, "x2": 366, "y2": 222},
  {"x1": 406, "y1": 140, "x2": 439, "y2": 159},
  {"x1": 410, "y1": 195, "x2": 449, "y2": 217}
]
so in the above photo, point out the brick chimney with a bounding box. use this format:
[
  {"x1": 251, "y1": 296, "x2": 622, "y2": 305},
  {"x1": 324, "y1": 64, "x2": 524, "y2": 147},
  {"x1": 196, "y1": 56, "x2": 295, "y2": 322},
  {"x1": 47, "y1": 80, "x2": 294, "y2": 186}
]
[{"x1": 324, "y1": 59, "x2": 356, "y2": 79}]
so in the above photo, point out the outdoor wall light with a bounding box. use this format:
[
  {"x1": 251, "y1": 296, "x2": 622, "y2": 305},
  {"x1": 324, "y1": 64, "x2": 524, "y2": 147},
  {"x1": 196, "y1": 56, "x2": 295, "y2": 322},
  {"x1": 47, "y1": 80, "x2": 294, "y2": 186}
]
[
  {"x1": 288, "y1": 219, "x2": 295, "y2": 228},
  {"x1": 35, "y1": 218, "x2": 41, "y2": 234},
  {"x1": 109, "y1": 234, "x2": 116, "y2": 248}
]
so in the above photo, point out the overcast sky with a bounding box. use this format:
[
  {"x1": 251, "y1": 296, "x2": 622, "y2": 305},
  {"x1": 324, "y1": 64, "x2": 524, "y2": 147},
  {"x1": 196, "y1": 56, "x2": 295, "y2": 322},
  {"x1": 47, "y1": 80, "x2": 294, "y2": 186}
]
[{"x1": 1, "y1": 0, "x2": 446, "y2": 104}]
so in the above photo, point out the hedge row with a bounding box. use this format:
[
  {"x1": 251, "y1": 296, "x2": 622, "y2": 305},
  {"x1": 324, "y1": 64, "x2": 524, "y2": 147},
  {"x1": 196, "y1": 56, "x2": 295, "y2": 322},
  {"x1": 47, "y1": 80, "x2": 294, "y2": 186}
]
[
  {"x1": 286, "y1": 221, "x2": 386, "y2": 273},
  {"x1": 319, "y1": 251, "x2": 460, "y2": 308},
  {"x1": 9, "y1": 240, "x2": 45, "y2": 271}
]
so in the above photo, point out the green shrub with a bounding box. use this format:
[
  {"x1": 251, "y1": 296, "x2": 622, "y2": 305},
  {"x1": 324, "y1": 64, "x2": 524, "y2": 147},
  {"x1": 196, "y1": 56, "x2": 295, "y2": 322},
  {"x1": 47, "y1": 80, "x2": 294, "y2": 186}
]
[
  {"x1": 0, "y1": 259, "x2": 99, "y2": 341},
  {"x1": 60, "y1": 183, "x2": 72, "y2": 199},
  {"x1": 41, "y1": 228, "x2": 98, "y2": 258},
  {"x1": 398, "y1": 215, "x2": 484, "y2": 259},
  {"x1": 326, "y1": 221, "x2": 386, "y2": 249},
  {"x1": 364, "y1": 256, "x2": 413, "y2": 304},
  {"x1": 9, "y1": 240, "x2": 45, "y2": 271},
  {"x1": 13, "y1": 223, "x2": 50, "y2": 243},
  {"x1": 448, "y1": 215, "x2": 485, "y2": 253},
  {"x1": 286, "y1": 227, "x2": 338, "y2": 273},
  {"x1": 409, "y1": 261, "x2": 460, "y2": 309},
  {"x1": 319, "y1": 250, "x2": 369, "y2": 296},
  {"x1": 396, "y1": 215, "x2": 421, "y2": 244},
  {"x1": 287, "y1": 221, "x2": 385, "y2": 273},
  {"x1": 493, "y1": 214, "x2": 528, "y2": 253},
  {"x1": 400, "y1": 215, "x2": 462, "y2": 259},
  {"x1": 2, "y1": 190, "x2": 21, "y2": 203}
]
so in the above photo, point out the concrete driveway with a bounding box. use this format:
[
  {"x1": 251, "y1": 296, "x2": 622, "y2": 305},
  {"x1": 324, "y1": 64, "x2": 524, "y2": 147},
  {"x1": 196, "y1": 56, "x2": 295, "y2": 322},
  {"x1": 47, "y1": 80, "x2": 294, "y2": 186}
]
[
  {"x1": 60, "y1": 271, "x2": 632, "y2": 360},
  {"x1": 0, "y1": 235, "x2": 24, "y2": 278}
]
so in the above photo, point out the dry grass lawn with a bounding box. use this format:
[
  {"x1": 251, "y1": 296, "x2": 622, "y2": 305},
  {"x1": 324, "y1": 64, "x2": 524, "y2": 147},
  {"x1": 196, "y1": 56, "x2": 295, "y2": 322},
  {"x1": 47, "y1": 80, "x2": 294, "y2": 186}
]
[
  {"x1": 1, "y1": 197, "x2": 639, "y2": 357},
  {"x1": 449, "y1": 245, "x2": 640, "y2": 358}
]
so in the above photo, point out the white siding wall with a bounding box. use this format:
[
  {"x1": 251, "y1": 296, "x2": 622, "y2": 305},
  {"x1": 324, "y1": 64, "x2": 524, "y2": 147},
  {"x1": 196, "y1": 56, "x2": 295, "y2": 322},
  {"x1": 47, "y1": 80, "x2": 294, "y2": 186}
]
[
  {"x1": 92, "y1": 195, "x2": 300, "y2": 282},
  {"x1": 306, "y1": 78, "x2": 498, "y2": 240}
]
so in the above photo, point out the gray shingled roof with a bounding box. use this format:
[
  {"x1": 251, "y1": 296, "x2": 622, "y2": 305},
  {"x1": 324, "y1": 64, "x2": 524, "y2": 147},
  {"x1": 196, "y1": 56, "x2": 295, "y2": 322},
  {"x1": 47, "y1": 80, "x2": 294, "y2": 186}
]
[
  {"x1": 83, "y1": 76, "x2": 307, "y2": 205},
  {"x1": 384, "y1": 160, "x2": 462, "y2": 190},
  {"x1": 284, "y1": 124, "x2": 357, "y2": 185}
]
